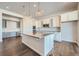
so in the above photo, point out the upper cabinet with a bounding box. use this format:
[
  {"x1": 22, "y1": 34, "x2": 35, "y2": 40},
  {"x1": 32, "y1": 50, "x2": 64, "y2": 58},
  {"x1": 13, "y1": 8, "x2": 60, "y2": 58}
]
[
  {"x1": 34, "y1": 16, "x2": 61, "y2": 28},
  {"x1": 42, "y1": 18, "x2": 51, "y2": 28},
  {"x1": 68, "y1": 11, "x2": 78, "y2": 21},
  {"x1": 35, "y1": 20, "x2": 42, "y2": 28},
  {"x1": 61, "y1": 10, "x2": 78, "y2": 22},
  {"x1": 52, "y1": 16, "x2": 61, "y2": 27},
  {"x1": 42, "y1": 19, "x2": 50, "y2": 24}
]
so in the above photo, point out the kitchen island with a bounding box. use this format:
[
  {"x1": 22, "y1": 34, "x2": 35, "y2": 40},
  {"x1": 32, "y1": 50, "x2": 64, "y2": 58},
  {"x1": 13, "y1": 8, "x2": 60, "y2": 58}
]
[{"x1": 22, "y1": 32, "x2": 55, "y2": 56}]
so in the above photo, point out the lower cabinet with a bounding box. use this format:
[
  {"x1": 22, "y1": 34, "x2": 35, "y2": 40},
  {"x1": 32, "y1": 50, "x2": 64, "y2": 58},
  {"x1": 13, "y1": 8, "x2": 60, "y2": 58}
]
[
  {"x1": 44, "y1": 34, "x2": 54, "y2": 55},
  {"x1": 22, "y1": 34, "x2": 54, "y2": 56}
]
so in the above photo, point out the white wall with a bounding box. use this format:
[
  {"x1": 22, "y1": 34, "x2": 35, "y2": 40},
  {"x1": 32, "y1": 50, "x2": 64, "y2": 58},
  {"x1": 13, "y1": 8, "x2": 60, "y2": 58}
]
[
  {"x1": 61, "y1": 22, "x2": 77, "y2": 42},
  {"x1": 22, "y1": 17, "x2": 35, "y2": 34},
  {"x1": 78, "y1": 2, "x2": 79, "y2": 10},
  {"x1": 0, "y1": 8, "x2": 23, "y2": 39},
  {"x1": 2, "y1": 20, "x2": 19, "y2": 38},
  {"x1": 0, "y1": 12, "x2": 2, "y2": 42},
  {"x1": 2, "y1": 16, "x2": 20, "y2": 22},
  {"x1": 77, "y1": 3, "x2": 79, "y2": 45},
  {"x1": 3, "y1": 21, "x2": 20, "y2": 32},
  {"x1": 3, "y1": 15, "x2": 20, "y2": 32},
  {"x1": 2, "y1": 15, "x2": 21, "y2": 38},
  {"x1": 61, "y1": 22, "x2": 72, "y2": 42},
  {"x1": 77, "y1": 21, "x2": 79, "y2": 45}
]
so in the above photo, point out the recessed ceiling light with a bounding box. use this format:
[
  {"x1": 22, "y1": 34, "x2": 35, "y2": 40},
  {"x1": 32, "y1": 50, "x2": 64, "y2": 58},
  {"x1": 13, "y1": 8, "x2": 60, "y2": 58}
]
[
  {"x1": 6, "y1": 6, "x2": 9, "y2": 9},
  {"x1": 33, "y1": 4, "x2": 37, "y2": 7}
]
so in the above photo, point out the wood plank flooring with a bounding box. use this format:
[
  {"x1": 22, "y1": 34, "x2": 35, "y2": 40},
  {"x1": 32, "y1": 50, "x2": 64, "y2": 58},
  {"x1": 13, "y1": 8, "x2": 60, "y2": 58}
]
[
  {"x1": 0, "y1": 37, "x2": 39, "y2": 56},
  {"x1": 53, "y1": 41, "x2": 79, "y2": 56},
  {"x1": 0, "y1": 36, "x2": 79, "y2": 56}
]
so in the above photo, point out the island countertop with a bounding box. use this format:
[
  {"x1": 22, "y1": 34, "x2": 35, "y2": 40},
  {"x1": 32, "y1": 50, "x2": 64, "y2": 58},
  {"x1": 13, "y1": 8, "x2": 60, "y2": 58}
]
[
  {"x1": 22, "y1": 32, "x2": 54, "y2": 39},
  {"x1": 22, "y1": 32, "x2": 55, "y2": 56}
]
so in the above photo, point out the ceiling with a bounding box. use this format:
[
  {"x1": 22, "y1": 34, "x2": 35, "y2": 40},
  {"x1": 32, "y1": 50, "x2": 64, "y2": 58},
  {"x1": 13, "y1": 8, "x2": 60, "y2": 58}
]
[{"x1": 0, "y1": 2, "x2": 78, "y2": 19}]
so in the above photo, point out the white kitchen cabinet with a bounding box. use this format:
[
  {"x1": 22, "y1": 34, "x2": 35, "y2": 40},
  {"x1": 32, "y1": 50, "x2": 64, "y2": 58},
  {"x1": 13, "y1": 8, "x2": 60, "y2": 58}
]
[
  {"x1": 61, "y1": 13, "x2": 68, "y2": 22},
  {"x1": 52, "y1": 16, "x2": 61, "y2": 27},
  {"x1": 44, "y1": 34, "x2": 54, "y2": 55},
  {"x1": 68, "y1": 11, "x2": 78, "y2": 21},
  {"x1": 42, "y1": 19, "x2": 50, "y2": 24},
  {"x1": 22, "y1": 34, "x2": 44, "y2": 56},
  {"x1": 61, "y1": 10, "x2": 78, "y2": 22},
  {"x1": 35, "y1": 20, "x2": 42, "y2": 28},
  {"x1": 22, "y1": 33, "x2": 54, "y2": 56},
  {"x1": 42, "y1": 18, "x2": 51, "y2": 27}
]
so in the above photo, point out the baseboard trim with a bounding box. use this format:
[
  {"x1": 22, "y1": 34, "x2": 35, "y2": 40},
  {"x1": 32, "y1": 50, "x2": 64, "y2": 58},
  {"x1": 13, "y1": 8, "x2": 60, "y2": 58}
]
[{"x1": 2, "y1": 36, "x2": 21, "y2": 39}]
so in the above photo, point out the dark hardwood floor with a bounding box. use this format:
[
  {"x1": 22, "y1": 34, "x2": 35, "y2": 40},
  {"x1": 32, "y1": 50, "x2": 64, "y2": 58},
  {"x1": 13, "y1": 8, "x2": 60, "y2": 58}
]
[
  {"x1": 0, "y1": 36, "x2": 79, "y2": 56},
  {"x1": 53, "y1": 41, "x2": 79, "y2": 56},
  {"x1": 0, "y1": 37, "x2": 39, "y2": 56}
]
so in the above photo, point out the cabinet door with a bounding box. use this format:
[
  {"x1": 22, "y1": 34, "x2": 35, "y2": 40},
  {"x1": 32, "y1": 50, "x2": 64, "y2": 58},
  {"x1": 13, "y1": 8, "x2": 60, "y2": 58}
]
[
  {"x1": 61, "y1": 11, "x2": 78, "y2": 22},
  {"x1": 43, "y1": 19, "x2": 50, "y2": 24},
  {"x1": 53, "y1": 16, "x2": 61, "y2": 27},
  {"x1": 68, "y1": 11, "x2": 78, "y2": 21},
  {"x1": 44, "y1": 34, "x2": 54, "y2": 55},
  {"x1": 49, "y1": 34, "x2": 54, "y2": 49},
  {"x1": 35, "y1": 21, "x2": 38, "y2": 28},
  {"x1": 61, "y1": 13, "x2": 68, "y2": 22},
  {"x1": 35, "y1": 20, "x2": 42, "y2": 28},
  {"x1": 42, "y1": 19, "x2": 51, "y2": 27},
  {"x1": 38, "y1": 20, "x2": 42, "y2": 28}
]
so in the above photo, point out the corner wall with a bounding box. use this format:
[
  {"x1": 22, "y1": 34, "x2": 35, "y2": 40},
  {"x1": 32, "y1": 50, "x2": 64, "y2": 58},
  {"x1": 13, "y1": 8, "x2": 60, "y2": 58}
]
[
  {"x1": 0, "y1": 12, "x2": 2, "y2": 42},
  {"x1": 77, "y1": 3, "x2": 79, "y2": 45},
  {"x1": 22, "y1": 17, "x2": 35, "y2": 34}
]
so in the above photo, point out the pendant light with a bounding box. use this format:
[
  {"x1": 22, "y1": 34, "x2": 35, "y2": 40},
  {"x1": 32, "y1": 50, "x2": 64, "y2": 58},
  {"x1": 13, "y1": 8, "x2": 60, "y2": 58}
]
[
  {"x1": 28, "y1": 2, "x2": 31, "y2": 17},
  {"x1": 36, "y1": 2, "x2": 43, "y2": 17}
]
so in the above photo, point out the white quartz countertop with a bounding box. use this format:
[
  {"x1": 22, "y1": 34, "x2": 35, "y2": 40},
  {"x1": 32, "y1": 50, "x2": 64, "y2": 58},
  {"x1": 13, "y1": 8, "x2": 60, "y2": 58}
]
[{"x1": 22, "y1": 32, "x2": 54, "y2": 39}]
